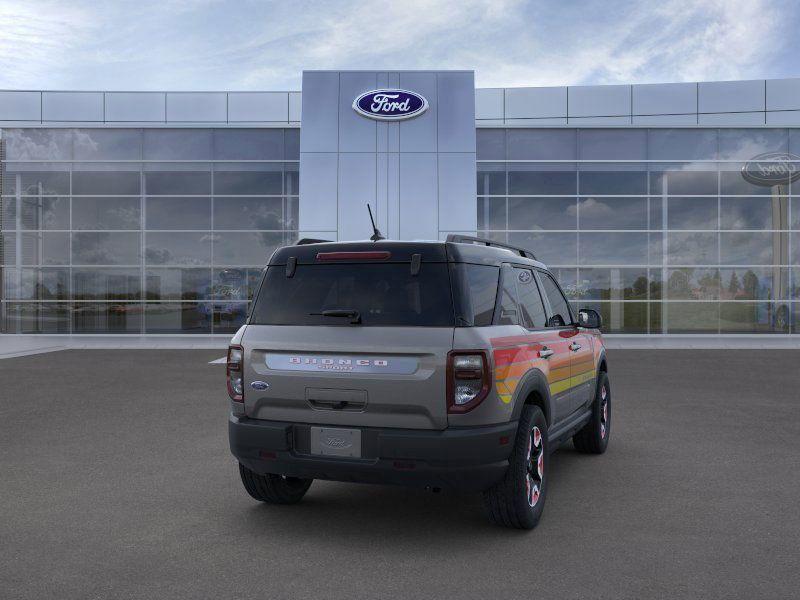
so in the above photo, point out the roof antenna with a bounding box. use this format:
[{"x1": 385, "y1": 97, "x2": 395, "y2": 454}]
[{"x1": 367, "y1": 204, "x2": 385, "y2": 241}]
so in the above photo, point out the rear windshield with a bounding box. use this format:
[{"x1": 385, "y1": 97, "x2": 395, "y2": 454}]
[{"x1": 250, "y1": 263, "x2": 454, "y2": 326}]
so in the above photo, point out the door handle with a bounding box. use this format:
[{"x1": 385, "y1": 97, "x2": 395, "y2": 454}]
[
  {"x1": 569, "y1": 342, "x2": 582, "y2": 352},
  {"x1": 538, "y1": 347, "x2": 554, "y2": 358}
]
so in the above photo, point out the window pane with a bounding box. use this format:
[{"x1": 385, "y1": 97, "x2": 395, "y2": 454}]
[
  {"x1": 2, "y1": 303, "x2": 70, "y2": 333},
  {"x1": 579, "y1": 233, "x2": 648, "y2": 265},
  {"x1": 539, "y1": 272, "x2": 572, "y2": 326},
  {"x1": 508, "y1": 169, "x2": 576, "y2": 195},
  {"x1": 578, "y1": 197, "x2": 646, "y2": 230},
  {"x1": 668, "y1": 197, "x2": 718, "y2": 230},
  {"x1": 213, "y1": 169, "x2": 282, "y2": 195},
  {"x1": 476, "y1": 166, "x2": 506, "y2": 195},
  {"x1": 72, "y1": 268, "x2": 141, "y2": 300},
  {"x1": 73, "y1": 129, "x2": 141, "y2": 160},
  {"x1": 580, "y1": 301, "x2": 647, "y2": 334},
  {"x1": 20, "y1": 196, "x2": 69, "y2": 230},
  {"x1": 507, "y1": 129, "x2": 575, "y2": 160},
  {"x1": 213, "y1": 197, "x2": 284, "y2": 230},
  {"x1": 720, "y1": 302, "x2": 782, "y2": 333},
  {"x1": 145, "y1": 268, "x2": 212, "y2": 300},
  {"x1": 665, "y1": 302, "x2": 719, "y2": 333},
  {"x1": 514, "y1": 268, "x2": 547, "y2": 328},
  {"x1": 720, "y1": 232, "x2": 775, "y2": 265},
  {"x1": 507, "y1": 232, "x2": 577, "y2": 265},
  {"x1": 1, "y1": 198, "x2": 16, "y2": 229},
  {"x1": 212, "y1": 232, "x2": 284, "y2": 265},
  {"x1": 145, "y1": 170, "x2": 211, "y2": 195},
  {"x1": 145, "y1": 232, "x2": 212, "y2": 265},
  {"x1": 7, "y1": 170, "x2": 70, "y2": 196},
  {"x1": 579, "y1": 171, "x2": 647, "y2": 195},
  {"x1": 476, "y1": 129, "x2": 505, "y2": 160},
  {"x1": 452, "y1": 264, "x2": 499, "y2": 326},
  {"x1": 72, "y1": 232, "x2": 140, "y2": 265},
  {"x1": 145, "y1": 197, "x2": 211, "y2": 230},
  {"x1": 666, "y1": 268, "x2": 720, "y2": 300},
  {"x1": 72, "y1": 197, "x2": 140, "y2": 230},
  {"x1": 214, "y1": 129, "x2": 283, "y2": 160},
  {"x1": 550, "y1": 268, "x2": 578, "y2": 300},
  {"x1": 213, "y1": 302, "x2": 248, "y2": 333},
  {"x1": 578, "y1": 268, "x2": 649, "y2": 300},
  {"x1": 720, "y1": 197, "x2": 780, "y2": 230},
  {"x1": 508, "y1": 197, "x2": 576, "y2": 230},
  {"x1": 212, "y1": 268, "x2": 263, "y2": 301},
  {"x1": 285, "y1": 129, "x2": 300, "y2": 159},
  {"x1": 720, "y1": 168, "x2": 778, "y2": 195},
  {"x1": 648, "y1": 129, "x2": 718, "y2": 161},
  {"x1": 718, "y1": 129, "x2": 788, "y2": 160},
  {"x1": 72, "y1": 171, "x2": 141, "y2": 195},
  {"x1": 4, "y1": 267, "x2": 69, "y2": 300},
  {"x1": 143, "y1": 129, "x2": 213, "y2": 160},
  {"x1": 667, "y1": 233, "x2": 718, "y2": 265},
  {"x1": 19, "y1": 232, "x2": 70, "y2": 265},
  {"x1": 4, "y1": 129, "x2": 72, "y2": 160},
  {"x1": 284, "y1": 165, "x2": 298, "y2": 196},
  {"x1": 72, "y1": 303, "x2": 142, "y2": 333},
  {"x1": 144, "y1": 303, "x2": 211, "y2": 333},
  {"x1": 496, "y1": 265, "x2": 519, "y2": 326},
  {"x1": 579, "y1": 129, "x2": 646, "y2": 160},
  {"x1": 649, "y1": 168, "x2": 717, "y2": 195},
  {"x1": 719, "y1": 267, "x2": 786, "y2": 301},
  {"x1": 477, "y1": 197, "x2": 506, "y2": 230}
]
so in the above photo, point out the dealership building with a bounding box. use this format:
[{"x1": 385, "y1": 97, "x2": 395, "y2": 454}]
[{"x1": 1, "y1": 70, "x2": 799, "y2": 339}]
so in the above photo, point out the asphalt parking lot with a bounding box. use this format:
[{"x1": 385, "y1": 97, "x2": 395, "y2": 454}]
[{"x1": 2, "y1": 349, "x2": 799, "y2": 599}]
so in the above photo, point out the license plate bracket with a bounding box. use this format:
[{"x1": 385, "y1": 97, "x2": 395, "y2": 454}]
[{"x1": 310, "y1": 427, "x2": 362, "y2": 458}]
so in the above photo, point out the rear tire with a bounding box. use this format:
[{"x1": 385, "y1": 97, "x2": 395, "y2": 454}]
[
  {"x1": 483, "y1": 405, "x2": 548, "y2": 530},
  {"x1": 573, "y1": 371, "x2": 611, "y2": 454},
  {"x1": 238, "y1": 463, "x2": 312, "y2": 504}
]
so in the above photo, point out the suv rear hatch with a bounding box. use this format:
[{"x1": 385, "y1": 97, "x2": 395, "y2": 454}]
[{"x1": 242, "y1": 244, "x2": 454, "y2": 430}]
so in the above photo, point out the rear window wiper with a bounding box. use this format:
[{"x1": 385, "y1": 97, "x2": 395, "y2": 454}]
[{"x1": 310, "y1": 309, "x2": 362, "y2": 325}]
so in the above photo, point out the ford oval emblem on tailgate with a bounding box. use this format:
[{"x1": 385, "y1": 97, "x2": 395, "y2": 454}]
[{"x1": 250, "y1": 381, "x2": 269, "y2": 390}]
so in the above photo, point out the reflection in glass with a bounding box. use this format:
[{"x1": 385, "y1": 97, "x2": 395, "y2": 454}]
[
  {"x1": 648, "y1": 130, "x2": 718, "y2": 161},
  {"x1": 579, "y1": 171, "x2": 647, "y2": 195},
  {"x1": 666, "y1": 268, "x2": 720, "y2": 300},
  {"x1": 2, "y1": 303, "x2": 70, "y2": 333},
  {"x1": 477, "y1": 167, "x2": 506, "y2": 195},
  {"x1": 212, "y1": 268, "x2": 263, "y2": 301},
  {"x1": 213, "y1": 197, "x2": 284, "y2": 230},
  {"x1": 668, "y1": 197, "x2": 717, "y2": 230},
  {"x1": 19, "y1": 232, "x2": 70, "y2": 265},
  {"x1": 20, "y1": 196, "x2": 69, "y2": 229},
  {"x1": 213, "y1": 170, "x2": 282, "y2": 195},
  {"x1": 16, "y1": 267, "x2": 70, "y2": 300},
  {"x1": 667, "y1": 232, "x2": 718, "y2": 265},
  {"x1": 578, "y1": 129, "x2": 646, "y2": 160},
  {"x1": 72, "y1": 171, "x2": 140, "y2": 195},
  {"x1": 649, "y1": 169, "x2": 717, "y2": 196},
  {"x1": 578, "y1": 268, "x2": 649, "y2": 300},
  {"x1": 507, "y1": 129, "x2": 575, "y2": 160},
  {"x1": 476, "y1": 129, "x2": 505, "y2": 160},
  {"x1": 3, "y1": 129, "x2": 72, "y2": 160},
  {"x1": 719, "y1": 267, "x2": 783, "y2": 301},
  {"x1": 145, "y1": 268, "x2": 212, "y2": 301},
  {"x1": 664, "y1": 302, "x2": 719, "y2": 333},
  {"x1": 720, "y1": 302, "x2": 784, "y2": 333},
  {"x1": 144, "y1": 171, "x2": 211, "y2": 195},
  {"x1": 72, "y1": 197, "x2": 140, "y2": 230},
  {"x1": 143, "y1": 129, "x2": 213, "y2": 160},
  {"x1": 718, "y1": 129, "x2": 788, "y2": 160},
  {"x1": 145, "y1": 232, "x2": 212, "y2": 266},
  {"x1": 144, "y1": 303, "x2": 211, "y2": 333},
  {"x1": 72, "y1": 232, "x2": 140, "y2": 265},
  {"x1": 579, "y1": 233, "x2": 648, "y2": 265},
  {"x1": 578, "y1": 197, "x2": 646, "y2": 230},
  {"x1": 508, "y1": 169, "x2": 575, "y2": 195},
  {"x1": 720, "y1": 232, "x2": 775, "y2": 265},
  {"x1": 507, "y1": 232, "x2": 577, "y2": 266},
  {"x1": 72, "y1": 303, "x2": 142, "y2": 333},
  {"x1": 477, "y1": 197, "x2": 506, "y2": 230},
  {"x1": 578, "y1": 301, "x2": 647, "y2": 333},
  {"x1": 145, "y1": 197, "x2": 211, "y2": 230},
  {"x1": 212, "y1": 232, "x2": 284, "y2": 266},
  {"x1": 213, "y1": 129, "x2": 284, "y2": 160},
  {"x1": 720, "y1": 197, "x2": 781, "y2": 230},
  {"x1": 72, "y1": 268, "x2": 141, "y2": 300},
  {"x1": 6, "y1": 170, "x2": 70, "y2": 196},
  {"x1": 508, "y1": 197, "x2": 576, "y2": 230},
  {"x1": 73, "y1": 129, "x2": 142, "y2": 160},
  {"x1": 212, "y1": 302, "x2": 248, "y2": 333}
]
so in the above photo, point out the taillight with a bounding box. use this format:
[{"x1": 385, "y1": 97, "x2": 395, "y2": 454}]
[
  {"x1": 227, "y1": 344, "x2": 244, "y2": 402},
  {"x1": 447, "y1": 350, "x2": 490, "y2": 413}
]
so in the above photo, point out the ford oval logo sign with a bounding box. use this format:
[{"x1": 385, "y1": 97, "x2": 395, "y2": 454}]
[
  {"x1": 353, "y1": 89, "x2": 428, "y2": 121},
  {"x1": 742, "y1": 152, "x2": 800, "y2": 186}
]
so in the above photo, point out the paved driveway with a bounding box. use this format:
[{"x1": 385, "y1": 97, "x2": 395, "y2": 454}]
[{"x1": 1, "y1": 349, "x2": 798, "y2": 599}]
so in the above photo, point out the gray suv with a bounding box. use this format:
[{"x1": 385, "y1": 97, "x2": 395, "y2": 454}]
[{"x1": 228, "y1": 235, "x2": 610, "y2": 529}]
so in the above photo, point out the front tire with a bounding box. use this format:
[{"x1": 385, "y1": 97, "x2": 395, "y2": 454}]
[
  {"x1": 483, "y1": 405, "x2": 548, "y2": 529},
  {"x1": 238, "y1": 463, "x2": 312, "y2": 504},
  {"x1": 573, "y1": 371, "x2": 611, "y2": 454}
]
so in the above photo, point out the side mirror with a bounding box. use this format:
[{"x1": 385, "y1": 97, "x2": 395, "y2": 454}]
[{"x1": 577, "y1": 308, "x2": 602, "y2": 329}]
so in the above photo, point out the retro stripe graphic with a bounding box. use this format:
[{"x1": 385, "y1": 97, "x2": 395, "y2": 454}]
[{"x1": 490, "y1": 333, "x2": 594, "y2": 403}]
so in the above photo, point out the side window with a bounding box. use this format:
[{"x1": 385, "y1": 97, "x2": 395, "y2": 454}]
[
  {"x1": 514, "y1": 268, "x2": 547, "y2": 329},
  {"x1": 495, "y1": 265, "x2": 519, "y2": 326},
  {"x1": 451, "y1": 264, "x2": 500, "y2": 326},
  {"x1": 539, "y1": 272, "x2": 573, "y2": 327}
]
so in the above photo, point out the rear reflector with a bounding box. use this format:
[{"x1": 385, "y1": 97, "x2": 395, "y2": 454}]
[{"x1": 316, "y1": 251, "x2": 391, "y2": 261}]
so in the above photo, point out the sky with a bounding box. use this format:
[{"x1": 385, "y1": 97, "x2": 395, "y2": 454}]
[{"x1": 0, "y1": 0, "x2": 798, "y2": 91}]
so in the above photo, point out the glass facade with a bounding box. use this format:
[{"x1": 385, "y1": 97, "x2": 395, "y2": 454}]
[
  {"x1": 478, "y1": 128, "x2": 800, "y2": 334},
  {"x1": 0, "y1": 128, "x2": 299, "y2": 334}
]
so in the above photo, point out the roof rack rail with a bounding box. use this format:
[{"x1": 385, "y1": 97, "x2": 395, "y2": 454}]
[
  {"x1": 296, "y1": 238, "x2": 332, "y2": 245},
  {"x1": 446, "y1": 234, "x2": 537, "y2": 260}
]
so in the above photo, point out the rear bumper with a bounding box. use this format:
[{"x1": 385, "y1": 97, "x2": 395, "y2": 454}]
[{"x1": 229, "y1": 415, "x2": 517, "y2": 492}]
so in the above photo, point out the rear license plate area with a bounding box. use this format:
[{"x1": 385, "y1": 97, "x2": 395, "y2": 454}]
[{"x1": 310, "y1": 427, "x2": 362, "y2": 458}]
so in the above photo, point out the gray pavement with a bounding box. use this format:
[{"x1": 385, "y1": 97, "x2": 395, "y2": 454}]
[{"x1": 1, "y1": 349, "x2": 799, "y2": 599}]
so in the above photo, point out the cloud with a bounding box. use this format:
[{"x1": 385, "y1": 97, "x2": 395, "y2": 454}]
[{"x1": 0, "y1": 0, "x2": 795, "y2": 90}]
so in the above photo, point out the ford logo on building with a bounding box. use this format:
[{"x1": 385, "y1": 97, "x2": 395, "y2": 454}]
[
  {"x1": 742, "y1": 152, "x2": 800, "y2": 186},
  {"x1": 352, "y1": 89, "x2": 428, "y2": 121}
]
